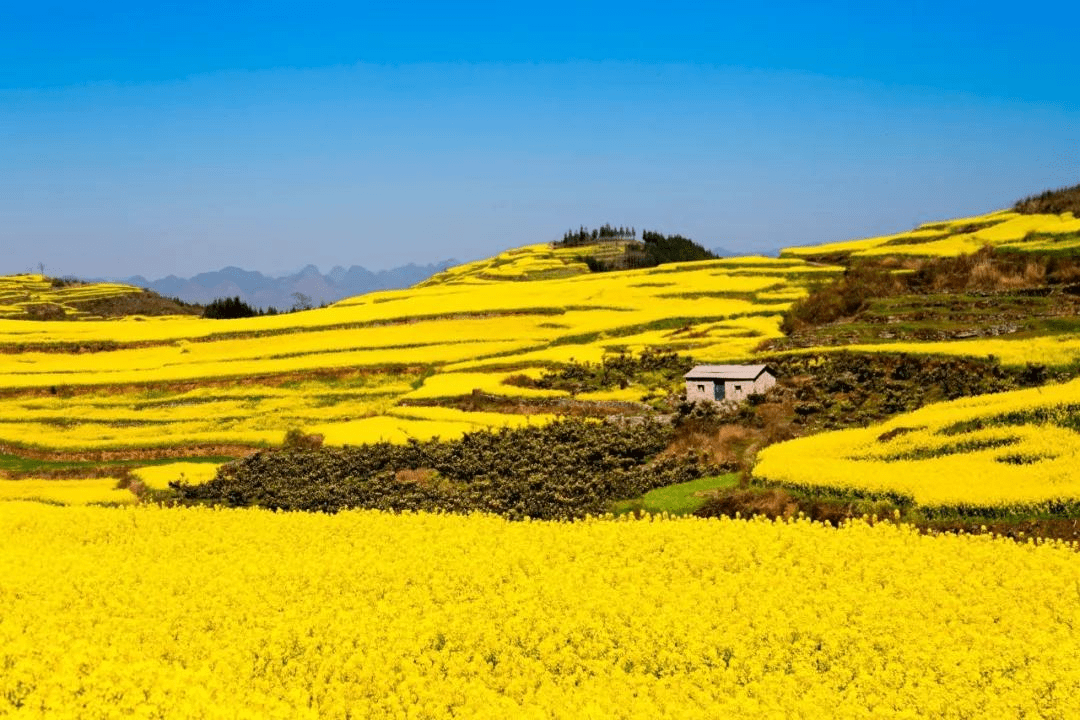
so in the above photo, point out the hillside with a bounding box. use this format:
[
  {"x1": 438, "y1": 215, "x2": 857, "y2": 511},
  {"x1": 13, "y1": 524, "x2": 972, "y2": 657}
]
[
  {"x1": 5, "y1": 195, "x2": 1080, "y2": 530},
  {"x1": 8, "y1": 199, "x2": 1080, "y2": 717},
  {"x1": 782, "y1": 207, "x2": 1080, "y2": 263},
  {"x1": 0, "y1": 244, "x2": 831, "y2": 458},
  {"x1": 0, "y1": 274, "x2": 199, "y2": 321}
]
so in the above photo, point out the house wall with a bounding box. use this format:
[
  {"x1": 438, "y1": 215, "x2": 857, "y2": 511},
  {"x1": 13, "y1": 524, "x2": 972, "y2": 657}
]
[
  {"x1": 723, "y1": 372, "x2": 776, "y2": 402},
  {"x1": 685, "y1": 372, "x2": 776, "y2": 404},
  {"x1": 685, "y1": 380, "x2": 716, "y2": 403}
]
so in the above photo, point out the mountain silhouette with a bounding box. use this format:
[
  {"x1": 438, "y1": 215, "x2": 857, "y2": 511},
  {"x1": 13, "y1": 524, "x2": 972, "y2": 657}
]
[{"x1": 124, "y1": 260, "x2": 456, "y2": 310}]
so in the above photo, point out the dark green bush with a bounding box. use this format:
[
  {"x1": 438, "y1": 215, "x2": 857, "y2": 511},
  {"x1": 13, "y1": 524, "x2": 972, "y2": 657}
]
[
  {"x1": 173, "y1": 418, "x2": 717, "y2": 520},
  {"x1": 203, "y1": 296, "x2": 260, "y2": 319}
]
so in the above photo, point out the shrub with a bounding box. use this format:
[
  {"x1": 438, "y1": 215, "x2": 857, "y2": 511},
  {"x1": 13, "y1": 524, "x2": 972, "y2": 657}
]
[
  {"x1": 1014, "y1": 183, "x2": 1080, "y2": 215},
  {"x1": 781, "y1": 263, "x2": 900, "y2": 333},
  {"x1": 173, "y1": 418, "x2": 718, "y2": 520},
  {"x1": 203, "y1": 296, "x2": 260, "y2": 319}
]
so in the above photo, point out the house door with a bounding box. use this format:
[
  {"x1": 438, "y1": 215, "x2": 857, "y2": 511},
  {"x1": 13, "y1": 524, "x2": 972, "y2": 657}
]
[{"x1": 714, "y1": 382, "x2": 725, "y2": 401}]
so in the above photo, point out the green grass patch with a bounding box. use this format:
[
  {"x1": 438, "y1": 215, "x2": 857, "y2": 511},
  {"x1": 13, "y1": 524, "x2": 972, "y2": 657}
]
[
  {"x1": 0, "y1": 453, "x2": 234, "y2": 476},
  {"x1": 610, "y1": 473, "x2": 739, "y2": 516}
]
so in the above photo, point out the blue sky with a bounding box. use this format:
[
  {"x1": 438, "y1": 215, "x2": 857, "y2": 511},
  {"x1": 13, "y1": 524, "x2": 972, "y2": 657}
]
[{"x1": 1, "y1": 1, "x2": 1077, "y2": 278}]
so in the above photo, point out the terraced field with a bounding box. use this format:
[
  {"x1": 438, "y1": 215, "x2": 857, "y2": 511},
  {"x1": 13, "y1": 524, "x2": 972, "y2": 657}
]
[
  {"x1": 0, "y1": 275, "x2": 144, "y2": 320},
  {"x1": 754, "y1": 376, "x2": 1080, "y2": 514},
  {"x1": 0, "y1": 244, "x2": 835, "y2": 503},
  {"x1": 0, "y1": 274, "x2": 195, "y2": 320},
  {"x1": 0, "y1": 254, "x2": 830, "y2": 431},
  {"x1": 783, "y1": 209, "x2": 1080, "y2": 260},
  {"x1": 7, "y1": 204, "x2": 1080, "y2": 513}
]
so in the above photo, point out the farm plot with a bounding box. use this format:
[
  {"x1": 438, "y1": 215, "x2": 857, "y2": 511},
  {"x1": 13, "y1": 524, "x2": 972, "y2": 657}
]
[
  {"x1": 2, "y1": 504, "x2": 1079, "y2": 719},
  {"x1": 0, "y1": 478, "x2": 133, "y2": 505},
  {"x1": 782, "y1": 210, "x2": 1080, "y2": 260},
  {"x1": 0, "y1": 274, "x2": 144, "y2": 320},
  {"x1": 0, "y1": 249, "x2": 831, "y2": 464},
  {"x1": 753, "y1": 376, "x2": 1080, "y2": 513},
  {"x1": 800, "y1": 334, "x2": 1080, "y2": 368}
]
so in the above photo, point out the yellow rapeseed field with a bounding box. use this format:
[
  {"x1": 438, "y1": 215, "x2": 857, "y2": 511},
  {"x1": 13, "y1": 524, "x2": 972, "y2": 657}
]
[
  {"x1": 0, "y1": 274, "x2": 143, "y2": 320},
  {"x1": 785, "y1": 334, "x2": 1080, "y2": 368},
  {"x1": 0, "y1": 478, "x2": 133, "y2": 505},
  {"x1": 0, "y1": 247, "x2": 831, "y2": 456},
  {"x1": 781, "y1": 210, "x2": 1080, "y2": 258},
  {"x1": 754, "y1": 377, "x2": 1080, "y2": 510},
  {"x1": 2, "y1": 504, "x2": 1079, "y2": 719},
  {"x1": 131, "y1": 462, "x2": 223, "y2": 490}
]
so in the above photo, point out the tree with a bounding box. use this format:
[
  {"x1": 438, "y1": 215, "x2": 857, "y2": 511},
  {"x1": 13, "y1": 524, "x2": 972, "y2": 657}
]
[
  {"x1": 203, "y1": 296, "x2": 260, "y2": 319},
  {"x1": 291, "y1": 292, "x2": 313, "y2": 312}
]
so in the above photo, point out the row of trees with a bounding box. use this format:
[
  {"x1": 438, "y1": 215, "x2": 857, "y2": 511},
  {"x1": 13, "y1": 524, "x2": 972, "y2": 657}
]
[
  {"x1": 555, "y1": 224, "x2": 716, "y2": 271},
  {"x1": 202, "y1": 293, "x2": 315, "y2": 319},
  {"x1": 569, "y1": 226, "x2": 717, "y2": 272},
  {"x1": 559, "y1": 224, "x2": 637, "y2": 246}
]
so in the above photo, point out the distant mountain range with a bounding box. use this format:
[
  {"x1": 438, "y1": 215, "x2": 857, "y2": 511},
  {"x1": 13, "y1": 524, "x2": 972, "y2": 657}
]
[
  {"x1": 121, "y1": 261, "x2": 456, "y2": 310},
  {"x1": 113, "y1": 248, "x2": 778, "y2": 310},
  {"x1": 711, "y1": 246, "x2": 784, "y2": 258}
]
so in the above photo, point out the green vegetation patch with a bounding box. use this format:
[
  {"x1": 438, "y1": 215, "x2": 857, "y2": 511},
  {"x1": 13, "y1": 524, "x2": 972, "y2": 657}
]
[
  {"x1": 611, "y1": 473, "x2": 739, "y2": 516},
  {"x1": 174, "y1": 418, "x2": 721, "y2": 520},
  {"x1": 0, "y1": 453, "x2": 233, "y2": 478},
  {"x1": 937, "y1": 404, "x2": 1080, "y2": 436}
]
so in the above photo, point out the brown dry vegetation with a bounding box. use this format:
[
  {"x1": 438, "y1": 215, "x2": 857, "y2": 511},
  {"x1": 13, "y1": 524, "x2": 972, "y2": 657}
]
[
  {"x1": 68, "y1": 291, "x2": 202, "y2": 318},
  {"x1": 663, "y1": 424, "x2": 761, "y2": 471},
  {"x1": 1014, "y1": 182, "x2": 1080, "y2": 215},
  {"x1": 780, "y1": 247, "x2": 1080, "y2": 337}
]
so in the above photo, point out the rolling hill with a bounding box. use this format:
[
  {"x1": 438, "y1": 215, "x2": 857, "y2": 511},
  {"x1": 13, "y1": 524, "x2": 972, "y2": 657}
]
[
  {"x1": 7, "y1": 192, "x2": 1080, "y2": 719},
  {"x1": 3, "y1": 193, "x2": 1080, "y2": 523}
]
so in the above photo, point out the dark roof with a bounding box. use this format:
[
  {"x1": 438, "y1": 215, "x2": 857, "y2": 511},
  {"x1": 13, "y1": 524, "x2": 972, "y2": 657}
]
[{"x1": 684, "y1": 364, "x2": 774, "y2": 381}]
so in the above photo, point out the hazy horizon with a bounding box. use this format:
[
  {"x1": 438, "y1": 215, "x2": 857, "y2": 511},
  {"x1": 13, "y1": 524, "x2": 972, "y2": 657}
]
[{"x1": 3, "y1": 2, "x2": 1077, "y2": 278}]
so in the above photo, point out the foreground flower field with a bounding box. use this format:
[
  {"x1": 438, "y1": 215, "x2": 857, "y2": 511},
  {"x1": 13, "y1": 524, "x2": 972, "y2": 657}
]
[{"x1": 2, "y1": 504, "x2": 1079, "y2": 719}]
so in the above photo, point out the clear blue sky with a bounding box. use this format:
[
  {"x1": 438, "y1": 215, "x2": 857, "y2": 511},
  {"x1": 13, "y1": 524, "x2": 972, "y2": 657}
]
[{"x1": 2, "y1": 1, "x2": 1077, "y2": 278}]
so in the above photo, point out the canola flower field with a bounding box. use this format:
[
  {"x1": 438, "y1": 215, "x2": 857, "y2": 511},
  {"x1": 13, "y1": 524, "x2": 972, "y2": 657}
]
[
  {"x1": 3, "y1": 504, "x2": 1080, "y2": 719},
  {"x1": 0, "y1": 274, "x2": 144, "y2": 320},
  {"x1": 0, "y1": 244, "x2": 834, "y2": 505},
  {"x1": 8, "y1": 211, "x2": 1080, "y2": 720},
  {"x1": 796, "y1": 335, "x2": 1080, "y2": 369},
  {"x1": 782, "y1": 210, "x2": 1080, "y2": 259},
  {"x1": 8, "y1": 209, "x2": 1080, "y2": 506},
  {"x1": 754, "y1": 376, "x2": 1080, "y2": 511},
  {"x1": 0, "y1": 246, "x2": 829, "y2": 460}
]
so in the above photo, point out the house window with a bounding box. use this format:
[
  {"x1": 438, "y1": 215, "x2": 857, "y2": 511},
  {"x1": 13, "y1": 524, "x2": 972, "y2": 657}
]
[
  {"x1": 733, "y1": 384, "x2": 742, "y2": 393},
  {"x1": 697, "y1": 384, "x2": 705, "y2": 393}
]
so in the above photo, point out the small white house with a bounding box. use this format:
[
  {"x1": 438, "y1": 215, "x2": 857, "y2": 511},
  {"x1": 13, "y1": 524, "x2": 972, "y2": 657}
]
[{"x1": 684, "y1": 365, "x2": 776, "y2": 404}]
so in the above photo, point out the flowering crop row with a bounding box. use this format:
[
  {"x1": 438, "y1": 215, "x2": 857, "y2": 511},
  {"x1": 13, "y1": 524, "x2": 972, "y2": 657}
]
[
  {"x1": 0, "y1": 478, "x2": 132, "y2": 505},
  {"x1": 0, "y1": 274, "x2": 142, "y2": 320},
  {"x1": 792, "y1": 334, "x2": 1080, "y2": 368},
  {"x1": 754, "y1": 376, "x2": 1080, "y2": 510},
  {"x1": 2, "y1": 504, "x2": 1079, "y2": 719},
  {"x1": 782, "y1": 209, "x2": 1080, "y2": 259},
  {"x1": 0, "y1": 249, "x2": 828, "y2": 454},
  {"x1": 130, "y1": 462, "x2": 222, "y2": 490}
]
